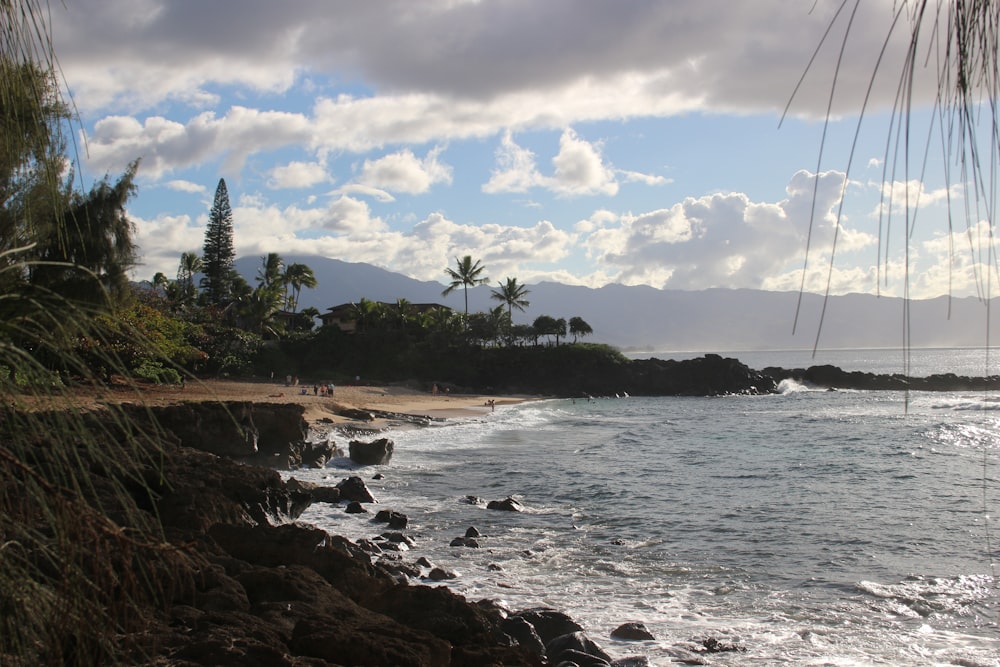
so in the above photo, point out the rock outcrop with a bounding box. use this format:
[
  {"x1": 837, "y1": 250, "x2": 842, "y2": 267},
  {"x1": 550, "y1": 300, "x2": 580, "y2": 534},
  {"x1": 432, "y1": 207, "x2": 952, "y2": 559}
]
[
  {"x1": 763, "y1": 364, "x2": 1000, "y2": 392},
  {"x1": 349, "y1": 437, "x2": 394, "y2": 465}
]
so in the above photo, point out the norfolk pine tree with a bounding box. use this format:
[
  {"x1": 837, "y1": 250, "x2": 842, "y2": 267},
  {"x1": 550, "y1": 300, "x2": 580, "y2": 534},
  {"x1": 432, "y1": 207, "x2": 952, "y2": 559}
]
[{"x1": 201, "y1": 178, "x2": 235, "y2": 306}]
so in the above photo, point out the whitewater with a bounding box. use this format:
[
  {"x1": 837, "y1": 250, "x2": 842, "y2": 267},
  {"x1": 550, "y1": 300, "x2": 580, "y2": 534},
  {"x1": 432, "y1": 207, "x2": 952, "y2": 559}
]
[{"x1": 291, "y1": 349, "x2": 999, "y2": 666}]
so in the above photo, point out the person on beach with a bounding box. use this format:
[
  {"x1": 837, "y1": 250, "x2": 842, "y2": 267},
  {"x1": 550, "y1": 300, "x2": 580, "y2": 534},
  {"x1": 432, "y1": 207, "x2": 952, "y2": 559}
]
[{"x1": 432, "y1": 383, "x2": 438, "y2": 396}]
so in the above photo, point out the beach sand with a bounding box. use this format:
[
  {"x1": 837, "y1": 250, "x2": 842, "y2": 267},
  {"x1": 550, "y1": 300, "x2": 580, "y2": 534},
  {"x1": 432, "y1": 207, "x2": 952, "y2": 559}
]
[{"x1": 28, "y1": 378, "x2": 535, "y2": 430}]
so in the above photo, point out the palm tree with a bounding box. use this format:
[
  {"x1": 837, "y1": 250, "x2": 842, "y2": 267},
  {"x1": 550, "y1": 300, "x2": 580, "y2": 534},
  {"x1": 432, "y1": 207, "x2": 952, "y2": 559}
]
[
  {"x1": 442, "y1": 255, "x2": 489, "y2": 317},
  {"x1": 176, "y1": 251, "x2": 202, "y2": 303},
  {"x1": 283, "y1": 262, "x2": 317, "y2": 313},
  {"x1": 257, "y1": 252, "x2": 284, "y2": 290},
  {"x1": 238, "y1": 284, "x2": 284, "y2": 337},
  {"x1": 490, "y1": 276, "x2": 531, "y2": 320}
]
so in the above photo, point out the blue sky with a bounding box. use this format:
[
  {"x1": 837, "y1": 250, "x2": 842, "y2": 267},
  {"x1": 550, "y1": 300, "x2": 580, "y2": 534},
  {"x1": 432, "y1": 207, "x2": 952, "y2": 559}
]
[{"x1": 51, "y1": 0, "x2": 991, "y2": 299}]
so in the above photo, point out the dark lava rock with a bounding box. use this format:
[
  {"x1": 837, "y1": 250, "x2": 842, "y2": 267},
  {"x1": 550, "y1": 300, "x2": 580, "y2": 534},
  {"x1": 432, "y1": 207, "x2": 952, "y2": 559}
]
[
  {"x1": 450, "y1": 536, "x2": 480, "y2": 548},
  {"x1": 374, "y1": 509, "x2": 408, "y2": 529},
  {"x1": 510, "y1": 607, "x2": 585, "y2": 646},
  {"x1": 427, "y1": 567, "x2": 458, "y2": 581},
  {"x1": 487, "y1": 496, "x2": 523, "y2": 512},
  {"x1": 349, "y1": 437, "x2": 394, "y2": 465},
  {"x1": 611, "y1": 622, "x2": 655, "y2": 641},
  {"x1": 285, "y1": 477, "x2": 340, "y2": 504},
  {"x1": 344, "y1": 501, "x2": 367, "y2": 514},
  {"x1": 336, "y1": 475, "x2": 377, "y2": 502},
  {"x1": 546, "y1": 631, "x2": 613, "y2": 665}
]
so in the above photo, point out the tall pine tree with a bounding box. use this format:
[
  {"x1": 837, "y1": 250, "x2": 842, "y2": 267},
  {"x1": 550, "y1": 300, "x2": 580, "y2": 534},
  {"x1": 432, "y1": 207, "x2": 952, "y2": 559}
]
[{"x1": 201, "y1": 178, "x2": 235, "y2": 305}]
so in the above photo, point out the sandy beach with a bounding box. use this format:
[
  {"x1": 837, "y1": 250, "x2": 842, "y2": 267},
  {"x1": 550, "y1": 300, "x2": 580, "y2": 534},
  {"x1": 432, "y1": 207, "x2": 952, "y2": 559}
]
[{"x1": 30, "y1": 377, "x2": 537, "y2": 430}]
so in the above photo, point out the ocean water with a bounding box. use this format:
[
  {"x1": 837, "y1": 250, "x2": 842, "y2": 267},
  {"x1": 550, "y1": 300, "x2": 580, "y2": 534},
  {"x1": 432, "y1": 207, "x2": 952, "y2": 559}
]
[{"x1": 291, "y1": 349, "x2": 1000, "y2": 666}]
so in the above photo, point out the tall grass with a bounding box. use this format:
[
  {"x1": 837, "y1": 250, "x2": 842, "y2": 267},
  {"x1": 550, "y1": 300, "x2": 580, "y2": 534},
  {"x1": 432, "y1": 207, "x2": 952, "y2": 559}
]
[{"x1": 1, "y1": 2, "x2": 175, "y2": 664}]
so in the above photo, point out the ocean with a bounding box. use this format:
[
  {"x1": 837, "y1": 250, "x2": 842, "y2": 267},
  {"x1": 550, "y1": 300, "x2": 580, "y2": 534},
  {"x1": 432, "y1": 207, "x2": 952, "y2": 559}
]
[{"x1": 291, "y1": 348, "x2": 1000, "y2": 666}]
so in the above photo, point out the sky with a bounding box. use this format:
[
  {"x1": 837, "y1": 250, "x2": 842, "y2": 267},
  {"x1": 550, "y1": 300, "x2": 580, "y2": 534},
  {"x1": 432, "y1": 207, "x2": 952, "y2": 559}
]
[{"x1": 48, "y1": 0, "x2": 995, "y2": 299}]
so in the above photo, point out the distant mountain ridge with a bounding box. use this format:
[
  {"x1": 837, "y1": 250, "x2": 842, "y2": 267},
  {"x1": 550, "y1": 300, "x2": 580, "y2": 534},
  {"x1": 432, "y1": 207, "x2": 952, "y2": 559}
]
[{"x1": 234, "y1": 255, "x2": 999, "y2": 352}]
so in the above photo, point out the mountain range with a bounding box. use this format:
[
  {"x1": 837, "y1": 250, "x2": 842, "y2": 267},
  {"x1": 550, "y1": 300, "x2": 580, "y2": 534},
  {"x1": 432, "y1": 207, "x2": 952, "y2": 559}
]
[{"x1": 234, "y1": 255, "x2": 999, "y2": 354}]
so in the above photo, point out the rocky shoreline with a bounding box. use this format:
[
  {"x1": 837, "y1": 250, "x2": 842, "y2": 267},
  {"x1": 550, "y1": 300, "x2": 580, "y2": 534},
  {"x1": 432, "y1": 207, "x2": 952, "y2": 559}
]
[
  {"x1": 103, "y1": 401, "x2": 663, "y2": 666},
  {"x1": 11, "y1": 355, "x2": 1000, "y2": 665}
]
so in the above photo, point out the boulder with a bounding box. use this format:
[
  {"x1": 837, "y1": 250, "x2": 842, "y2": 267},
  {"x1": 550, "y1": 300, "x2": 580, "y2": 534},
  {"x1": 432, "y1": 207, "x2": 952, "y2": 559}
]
[
  {"x1": 427, "y1": 567, "x2": 457, "y2": 581},
  {"x1": 611, "y1": 622, "x2": 655, "y2": 641},
  {"x1": 285, "y1": 477, "x2": 340, "y2": 504},
  {"x1": 374, "y1": 509, "x2": 408, "y2": 529},
  {"x1": 450, "y1": 536, "x2": 480, "y2": 548},
  {"x1": 501, "y1": 615, "x2": 545, "y2": 656},
  {"x1": 337, "y1": 476, "x2": 377, "y2": 502},
  {"x1": 510, "y1": 608, "x2": 584, "y2": 646},
  {"x1": 546, "y1": 631, "x2": 612, "y2": 665},
  {"x1": 487, "y1": 496, "x2": 523, "y2": 512},
  {"x1": 349, "y1": 437, "x2": 394, "y2": 465},
  {"x1": 297, "y1": 439, "x2": 337, "y2": 468},
  {"x1": 345, "y1": 501, "x2": 368, "y2": 514}
]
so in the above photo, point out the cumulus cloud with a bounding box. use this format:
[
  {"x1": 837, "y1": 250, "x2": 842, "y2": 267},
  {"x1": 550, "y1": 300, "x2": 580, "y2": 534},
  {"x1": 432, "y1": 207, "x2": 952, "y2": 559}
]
[
  {"x1": 131, "y1": 167, "x2": 969, "y2": 300},
  {"x1": 267, "y1": 161, "x2": 331, "y2": 189},
  {"x1": 356, "y1": 147, "x2": 453, "y2": 195},
  {"x1": 164, "y1": 179, "x2": 206, "y2": 193},
  {"x1": 484, "y1": 129, "x2": 652, "y2": 197},
  {"x1": 86, "y1": 108, "x2": 313, "y2": 179},
  {"x1": 580, "y1": 169, "x2": 876, "y2": 291},
  {"x1": 550, "y1": 129, "x2": 618, "y2": 196}
]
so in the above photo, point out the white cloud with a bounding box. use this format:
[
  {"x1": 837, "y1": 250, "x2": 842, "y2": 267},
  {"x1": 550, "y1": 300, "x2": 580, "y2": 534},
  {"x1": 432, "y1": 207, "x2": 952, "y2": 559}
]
[
  {"x1": 131, "y1": 166, "x2": 976, "y2": 301},
  {"x1": 164, "y1": 179, "x2": 206, "y2": 194},
  {"x1": 267, "y1": 161, "x2": 331, "y2": 189},
  {"x1": 57, "y1": 0, "x2": 932, "y2": 119},
  {"x1": 484, "y1": 129, "x2": 641, "y2": 197},
  {"x1": 356, "y1": 147, "x2": 453, "y2": 195},
  {"x1": 482, "y1": 131, "x2": 543, "y2": 194},
  {"x1": 85, "y1": 108, "x2": 313, "y2": 179},
  {"x1": 580, "y1": 169, "x2": 877, "y2": 291},
  {"x1": 550, "y1": 129, "x2": 617, "y2": 196},
  {"x1": 620, "y1": 170, "x2": 671, "y2": 186}
]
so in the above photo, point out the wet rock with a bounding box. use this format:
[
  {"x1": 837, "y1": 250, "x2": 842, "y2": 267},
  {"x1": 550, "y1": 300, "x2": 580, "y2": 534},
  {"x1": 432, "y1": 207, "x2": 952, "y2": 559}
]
[
  {"x1": 487, "y1": 496, "x2": 523, "y2": 512},
  {"x1": 379, "y1": 532, "x2": 415, "y2": 548},
  {"x1": 450, "y1": 536, "x2": 480, "y2": 548},
  {"x1": 465, "y1": 526, "x2": 481, "y2": 537},
  {"x1": 427, "y1": 567, "x2": 457, "y2": 581},
  {"x1": 546, "y1": 631, "x2": 613, "y2": 665},
  {"x1": 501, "y1": 615, "x2": 545, "y2": 656},
  {"x1": 349, "y1": 437, "x2": 394, "y2": 465},
  {"x1": 510, "y1": 607, "x2": 584, "y2": 646},
  {"x1": 344, "y1": 501, "x2": 367, "y2": 514},
  {"x1": 374, "y1": 509, "x2": 408, "y2": 529},
  {"x1": 698, "y1": 636, "x2": 746, "y2": 653},
  {"x1": 611, "y1": 622, "x2": 655, "y2": 641},
  {"x1": 337, "y1": 475, "x2": 376, "y2": 502},
  {"x1": 338, "y1": 407, "x2": 375, "y2": 422},
  {"x1": 285, "y1": 477, "x2": 340, "y2": 504},
  {"x1": 612, "y1": 657, "x2": 651, "y2": 667}
]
